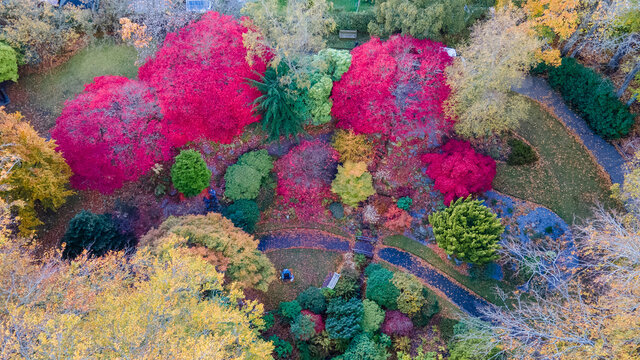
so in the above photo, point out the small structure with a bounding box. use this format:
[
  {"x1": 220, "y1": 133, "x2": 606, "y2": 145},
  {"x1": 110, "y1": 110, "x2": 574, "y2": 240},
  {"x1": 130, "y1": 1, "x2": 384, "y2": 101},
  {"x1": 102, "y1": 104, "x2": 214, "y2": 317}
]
[
  {"x1": 322, "y1": 272, "x2": 341, "y2": 289},
  {"x1": 443, "y1": 47, "x2": 457, "y2": 58},
  {"x1": 59, "y1": 0, "x2": 97, "y2": 10},
  {"x1": 203, "y1": 188, "x2": 222, "y2": 213},
  {"x1": 186, "y1": 0, "x2": 212, "y2": 12},
  {"x1": 339, "y1": 30, "x2": 358, "y2": 40},
  {"x1": 281, "y1": 269, "x2": 294, "y2": 282}
]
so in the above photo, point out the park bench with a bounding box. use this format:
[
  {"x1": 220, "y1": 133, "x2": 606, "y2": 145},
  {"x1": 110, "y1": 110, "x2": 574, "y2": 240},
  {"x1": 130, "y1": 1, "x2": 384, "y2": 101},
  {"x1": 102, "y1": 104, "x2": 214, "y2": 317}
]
[{"x1": 339, "y1": 30, "x2": 358, "y2": 40}]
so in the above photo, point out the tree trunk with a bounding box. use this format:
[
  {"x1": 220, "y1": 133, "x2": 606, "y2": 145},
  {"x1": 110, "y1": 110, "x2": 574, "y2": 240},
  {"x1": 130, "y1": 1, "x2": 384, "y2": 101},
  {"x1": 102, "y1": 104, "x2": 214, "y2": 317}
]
[
  {"x1": 607, "y1": 37, "x2": 632, "y2": 74},
  {"x1": 570, "y1": 24, "x2": 598, "y2": 58},
  {"x1": 617, "y1": 59, "x2": 640, "y2": 98},
  {"x1": 561, "y1": 1, "x2": 601, "y2": 57}
]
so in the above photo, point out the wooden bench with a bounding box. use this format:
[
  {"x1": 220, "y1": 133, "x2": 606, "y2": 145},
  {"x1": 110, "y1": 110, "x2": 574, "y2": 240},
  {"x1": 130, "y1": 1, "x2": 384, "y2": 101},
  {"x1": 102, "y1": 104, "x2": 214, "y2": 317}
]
[{"x1": 339, "y1": 30, "x2": 358, "y2": 40}]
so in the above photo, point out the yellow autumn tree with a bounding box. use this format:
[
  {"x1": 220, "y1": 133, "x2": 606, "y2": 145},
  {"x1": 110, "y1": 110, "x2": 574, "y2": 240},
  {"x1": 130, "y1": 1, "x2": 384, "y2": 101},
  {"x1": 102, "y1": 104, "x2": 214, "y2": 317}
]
[
  {"x1": 140, "y1": 212, "x2": 276, "y2": 292},
  {"x1": 446, "y1": 8, "x2": 543, "y2": 138},
  {"x1": 522, "y1": 0, "x2": 581, "y2": 65},
  {"x1": 331, "y1": 129, "x2": 373, "y2": 163},
  {"x1": 0, "y1": 235, "x2": 273, "y2": 359},
  {"x1": 331, "y1": 161, "x2": 376, "y2": 207},
  {"x1": 0, "y1": 108, "x2": 73, "y2": 235}
]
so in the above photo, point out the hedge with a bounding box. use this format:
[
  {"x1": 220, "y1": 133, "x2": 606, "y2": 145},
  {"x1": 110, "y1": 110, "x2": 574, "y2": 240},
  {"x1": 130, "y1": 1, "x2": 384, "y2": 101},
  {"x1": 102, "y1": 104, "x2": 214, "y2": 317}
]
[{"x1": 546, "y1": 58, "x2": 634, "y2": 139}]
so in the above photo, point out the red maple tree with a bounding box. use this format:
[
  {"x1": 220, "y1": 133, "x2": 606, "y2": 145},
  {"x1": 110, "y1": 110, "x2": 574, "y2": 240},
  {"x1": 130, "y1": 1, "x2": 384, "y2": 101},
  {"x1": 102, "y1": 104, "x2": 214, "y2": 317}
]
[
  {"x1": 52, "y1": 76, "x2": 172, "y2": 193},
  {"x1": 138, "y1": 11, "x2": 266, "y2": 147},
  {"x1": 331, "y1": 35, "x2": 453, "y2": 142},
  {"x1": 421, "y1": 140, "x2": 496, "y2": 205},
  {"x1": 274, "y1": 140, "x2": 339, "y2": 220}
]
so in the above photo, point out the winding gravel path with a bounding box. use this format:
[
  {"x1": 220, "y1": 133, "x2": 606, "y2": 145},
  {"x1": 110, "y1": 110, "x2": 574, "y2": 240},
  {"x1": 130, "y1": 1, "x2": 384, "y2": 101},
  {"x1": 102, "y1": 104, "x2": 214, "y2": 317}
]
[
  {"x1": 258, "y1": 230, "x2": 491, "y2": 317},
  {"x1": 377, "y1": 247, "x2": 490, "y2": 318},
  {"x1": 513, "y1": 76, "x2": 625, "y2": 185}
]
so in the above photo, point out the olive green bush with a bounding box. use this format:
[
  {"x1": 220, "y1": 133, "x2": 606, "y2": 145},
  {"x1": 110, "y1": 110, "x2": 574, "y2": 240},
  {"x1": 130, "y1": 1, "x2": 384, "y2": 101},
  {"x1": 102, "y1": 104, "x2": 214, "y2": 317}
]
[
  {"x1": 0, "y1": 43, "x2": 18, "y2": 83},
  {"x1": 506, "y1": 138, "x2": 537, "y2": 166},
  {"x1": 171, "y1": 150, "x2": 211, "y2": 197},
  {"x1": 429, "y1": 197, "x2": 504, "y2": 265},
  {"x1": 225, "y1": 150, "x2": 273, "y2": 201}
]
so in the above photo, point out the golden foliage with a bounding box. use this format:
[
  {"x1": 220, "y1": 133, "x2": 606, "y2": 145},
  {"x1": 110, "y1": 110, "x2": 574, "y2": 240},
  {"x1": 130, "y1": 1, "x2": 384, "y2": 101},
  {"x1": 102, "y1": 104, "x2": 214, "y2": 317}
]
[
  {"x1": 446, "y1": 9, "x2": 543, "y2": 138},
  {"x1": 331, "y1": 161, "x2": 376, "y2": 207},
  {"x1": 119, "y1": 17, "x2": 152, "y2": 49},
  {"x1": 140, "y1": 212, "x2": 276, "y2": 291},
  {"x1": 0, "y1": 235, "x2": 273, "y2": 359},
  {"x1": 523, "y1": 0, "x2": 581, "y2": 40},
  {"x1": 0, "y1": 108, "x2": 73, "y2": 235},
  {"x1": 331, "y1": 129, "x2": 373, "y2": 163}
]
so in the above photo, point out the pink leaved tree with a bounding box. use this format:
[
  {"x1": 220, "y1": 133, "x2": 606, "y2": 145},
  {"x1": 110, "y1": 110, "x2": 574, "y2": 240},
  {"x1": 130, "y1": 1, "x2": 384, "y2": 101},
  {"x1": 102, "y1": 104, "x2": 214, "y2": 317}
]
[
  {"x1": 331, "y1": 35, "x2": 453, "y2": 143},
  {"x1": 52, "y1": 76, "x2": 172, "y2": 193},
  {"x1": 421, "y1": 140, "x2": 496, "y2": 205},
  {"x1": 138, "y1": 11, "x2": 267, "y2": 147}
]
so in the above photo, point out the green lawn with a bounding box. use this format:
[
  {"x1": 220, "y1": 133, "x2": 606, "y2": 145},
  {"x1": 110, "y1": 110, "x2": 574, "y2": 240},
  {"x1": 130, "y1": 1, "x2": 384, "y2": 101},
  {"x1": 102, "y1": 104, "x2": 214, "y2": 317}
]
[
  {"x1": 383, "y1": 235, "x2": 514, "y2": 305},
  {"x1": 331, "y1": 0, "x2": 373, "y2": 12},
  {"x1": 493, "y1": 96, "x2": 615, "y2": 223},
  {"x1": 259, "y1": 248, "x2": 343, "y2": 310},
  {"x1": 10, "y1": 39, "x2": 137, "y2": 132}
]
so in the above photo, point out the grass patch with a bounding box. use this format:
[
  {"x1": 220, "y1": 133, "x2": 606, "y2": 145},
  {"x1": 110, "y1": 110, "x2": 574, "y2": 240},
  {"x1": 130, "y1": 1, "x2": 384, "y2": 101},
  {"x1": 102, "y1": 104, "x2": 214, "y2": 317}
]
[
  {"x1": 326, "y1": 33, "x2": 371, "y2": 50},
  {"x1": 330, "y1": 0, "x2": 373, "y2": 12},
  {"x1": 260, "y1": 248, "x2": 343, "y2": 310},
  {"x1": 493, "y1": 96, "x2": 615, "y2": 223},
  {"x1": 383, "y1": 235, "x2": 513, "y2": 305},
  {"x1": 10, "y1": 39, "x2": 137, "y2": 132}
]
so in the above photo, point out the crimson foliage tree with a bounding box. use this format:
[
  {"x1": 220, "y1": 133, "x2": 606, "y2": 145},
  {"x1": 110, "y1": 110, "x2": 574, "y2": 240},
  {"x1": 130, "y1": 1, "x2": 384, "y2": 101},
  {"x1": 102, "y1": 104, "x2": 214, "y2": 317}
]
[
  {"x1": 274, "y1": 140, "x2": 339, "y2": 219},
  {"x1": 138, "y1": 11, "x2": 266, "y2": 147},
  {"x1": 52, "y1": 76, "x2": 171, "y2": 193},
  {"x1": 421, "y1": 140, "x2": 496, "y2": 205},
  {"x1": 331, "y1": 35, "x2": 453, "y2": 142}
]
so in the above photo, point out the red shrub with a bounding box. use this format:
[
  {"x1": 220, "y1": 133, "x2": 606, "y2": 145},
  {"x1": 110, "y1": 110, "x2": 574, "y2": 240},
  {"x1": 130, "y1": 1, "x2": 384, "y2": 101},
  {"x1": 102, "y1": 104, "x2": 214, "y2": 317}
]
[
  {"x1": 301, "y1": 310, "x2": 325, "y2": 333},
  {"x1": 52, "y1": 76, "x2": 171, "y2": 193},
  {"x1": 421, "y1": 140, "x2": 496, "y2": 205},
  {"x1": 274, "y1": 140, "x2": 339, "y2": 219},
  {"x1": 331, "y1": 35, "x2": 453, "y2": 142},
  {"x1": 383, "y1": 205, "x2": 413, "y2": 233},
  {"x1": 138, "y1": 12, "x2": 266, "y2": 147},
  {"x1": 381, "y1": 310, "x2": 413, "y2": 336}
]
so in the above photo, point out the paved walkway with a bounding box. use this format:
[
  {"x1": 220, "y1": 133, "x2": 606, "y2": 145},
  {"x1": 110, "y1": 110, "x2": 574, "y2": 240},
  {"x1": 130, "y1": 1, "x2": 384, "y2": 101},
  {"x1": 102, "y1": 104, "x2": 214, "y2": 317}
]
[
  {"x1": 377, "y1": 247, "x2": 490, "y2": 318},
  {"x1": 513, "y1": 76, "x2": 625, "y2": 185},
  {"x1": 258, "y1": 230, "x2": 491, "y2": 318}
]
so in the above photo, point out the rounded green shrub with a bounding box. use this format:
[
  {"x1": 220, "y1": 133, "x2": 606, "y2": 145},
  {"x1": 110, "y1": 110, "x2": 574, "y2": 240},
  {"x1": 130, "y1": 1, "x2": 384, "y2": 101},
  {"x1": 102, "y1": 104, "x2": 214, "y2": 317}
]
[
  {"x1": 269, "y1": 335, "x2": 293, "y2": 359},
  {"x1": 362, "y1": 299, "x2": 385, "y2": 333},
  {"x1": 326, "y1": 297, "x2": 364, "y2": 340},
  {"x1": 279, "y1": 300, "x2": 302, "y2": 322},
  {"x1": 365, "y1": 267, "x2": 399, "y2": 309},
  {"x1": 297, "y1": 287, "x2": 327, "y2": 314},
  {"x1": 397, "y1": 196, "x2": 413, "y2": 210},
  {"x1": 223, "y1": 199, "x2": 260, "y2": 233},
  {"x1": 0, "y1": 43, "x2": 18, "y2": 84},
  {"x1": 224, "y1": 164, "x2": 262, "y2": 200},
  {"x1": 507, "y1": 138, "x2": 537, "y2": 165},
  {"x1": 171, "y1": 150, "x2": 212, "y2": 197},
  {"x1": 237, "y1": 149, "x2": 273, "y2": 177},
  {"x1": 291, "y1": 314, "x2": 317, "y2": 341},
  {"x1": 429, "y1": 196, "x2": 504, "y2": 265},
  {"x1": 61, "y1": 210, "x2": 134, "y2": 259}
]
